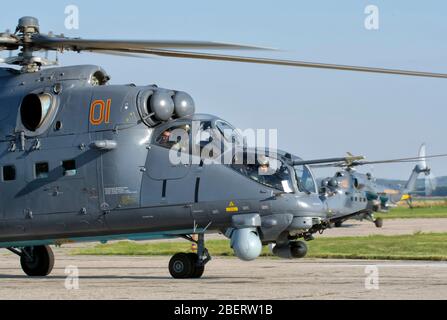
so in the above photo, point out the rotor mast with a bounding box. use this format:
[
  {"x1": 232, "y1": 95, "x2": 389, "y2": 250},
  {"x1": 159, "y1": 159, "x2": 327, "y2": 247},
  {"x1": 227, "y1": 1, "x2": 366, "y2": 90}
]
[{"x1": 14, "y1": 17, "x2": 57, "y2": 72}]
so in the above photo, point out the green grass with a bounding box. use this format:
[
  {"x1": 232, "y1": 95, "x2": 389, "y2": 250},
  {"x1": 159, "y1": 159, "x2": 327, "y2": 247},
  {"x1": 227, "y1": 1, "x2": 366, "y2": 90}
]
[
  {"x1": 377, "y1": 206, "x2": 447, "y2": 219},
  {"x1": 73, "y1": 233, "x2": 447, "y2": 261}
]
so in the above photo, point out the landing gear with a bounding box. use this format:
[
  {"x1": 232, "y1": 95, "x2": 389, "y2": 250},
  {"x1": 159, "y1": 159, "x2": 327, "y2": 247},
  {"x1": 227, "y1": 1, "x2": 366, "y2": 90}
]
[
  {"x1": 169, "y1": 234, "x2": 210, "y2": 279},
  {"x1": 169, "y1": 253, "x2": 195, "y2": 278},
  {"x1": 365, "y1": 212, "x2": 383, "y2": 228},
  {"x1": 8, "y1": 246, "x2": 55, "y2": 277},
  {"x1": 188, "y1": 253, "x2": 205, "y2": 278},
  {"x1": 374, "y1": 217, "x2": 383, "y2": 228}
]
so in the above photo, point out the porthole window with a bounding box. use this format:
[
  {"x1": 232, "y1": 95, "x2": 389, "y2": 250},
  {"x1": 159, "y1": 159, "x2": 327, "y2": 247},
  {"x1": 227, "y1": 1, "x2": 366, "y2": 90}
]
[
  {"x1": 3, "y1": 165, "x2": 16, "y2": 181},
  {"x1": 35, "y1": 162, "x2": 49, "y2": 179},
  {"x1": 62, "y1": 160, "x2": 77, "y2": 177}
]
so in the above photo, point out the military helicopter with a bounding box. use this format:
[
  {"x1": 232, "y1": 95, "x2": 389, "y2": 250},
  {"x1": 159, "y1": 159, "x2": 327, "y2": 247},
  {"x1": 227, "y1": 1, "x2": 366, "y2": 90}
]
[
  {"x1": 315, "y1": 144, "x2": 443, "y2": 228},
  {"x1": 1, "y1": 17, "x2": 447, "y2": 279}
]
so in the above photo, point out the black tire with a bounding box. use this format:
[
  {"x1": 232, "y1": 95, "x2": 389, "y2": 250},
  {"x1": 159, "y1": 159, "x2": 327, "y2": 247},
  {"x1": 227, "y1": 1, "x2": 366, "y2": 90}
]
[
  {"x1": 20, "y1": 245, "x2": 54, "y2": 277},
  {"x1": 169, "y1": 253, "x2": 194, "y2": 279},
  {"x1": 290, "y1": 241, "x2": 308, "y2": 259},
  {"x1": 374, "y1": 218, "x2": 383, "y2": 228},
  {"x1": 334, "y1": 221, "x2": 343, "y2": 228},
  {"x1": 187, "y1": 253, "x2": 205, "y2": 278}
]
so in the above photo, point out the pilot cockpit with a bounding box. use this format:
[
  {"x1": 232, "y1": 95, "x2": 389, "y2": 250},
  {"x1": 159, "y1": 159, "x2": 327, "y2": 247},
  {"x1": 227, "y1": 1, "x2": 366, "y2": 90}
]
[
  {"x1": 153, "y1": 116, "x2": 243, "y2": 164},
  {"x1": 293, "y1": 164, "x2": 317, "y2": 194},
  {"x1": 231, "y1": 154, "x2": 294, "y2": 193}
]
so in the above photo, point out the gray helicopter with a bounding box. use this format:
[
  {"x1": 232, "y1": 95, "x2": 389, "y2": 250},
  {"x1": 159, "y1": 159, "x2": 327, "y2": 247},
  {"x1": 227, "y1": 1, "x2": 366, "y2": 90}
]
[
  {"x1": 1, "y1": 17, "x2": 447, "y2": 279},
  {"x1": 316, "y1": 144, "x2": 441, "y2": 228}
]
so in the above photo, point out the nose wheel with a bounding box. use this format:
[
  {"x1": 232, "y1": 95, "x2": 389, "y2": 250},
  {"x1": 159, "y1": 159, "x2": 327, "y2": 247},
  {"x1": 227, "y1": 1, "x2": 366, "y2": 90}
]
[
  {"x1": 374, "y1": 217, "x2": 383, "y2": 228},
  {"x1": 8, "y1": 245, "x2": 55, "y2": 277},
  {"x1": 366, "y1": 212, "x2": 383, "y2": 228},
  {"x1": 169, "y1": 234, "x2": 210, "y2": 279},
  {"x1": 169, "y1": 253, "x2": 205, "y2": 278}
]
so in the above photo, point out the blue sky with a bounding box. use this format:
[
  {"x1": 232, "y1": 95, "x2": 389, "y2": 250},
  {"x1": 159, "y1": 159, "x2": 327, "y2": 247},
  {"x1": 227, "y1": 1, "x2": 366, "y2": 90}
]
[{"x1": 2, "y1": 1, "x2": 447, "y2": 179}]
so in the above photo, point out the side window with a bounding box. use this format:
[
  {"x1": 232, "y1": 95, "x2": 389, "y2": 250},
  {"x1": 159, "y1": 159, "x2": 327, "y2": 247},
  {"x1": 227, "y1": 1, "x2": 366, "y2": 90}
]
[
  {"x1": 62, "y1": 160, "x2": 77, "y2": 177},
  {"x1": 215, "y1": 120, "x2": 241, "y2": 145},
  {"x1": 35, "y1": 162, "x2": 49, "y2": 179},
  {"x1": 155, "y1": 124, "x2": 191, "y2": 152},
  {"x1": 194, "y1": 121, "x2": 214, "y2": 156},
  {"x1": 3, "y1": 165, "x2": 16, "y2": 181},
  {"x1": 294, "y1": 165, "x2": 317, "y2": 193},
  {"x1": 231, "y1": 155, "x2": 293, "y2": 193}
]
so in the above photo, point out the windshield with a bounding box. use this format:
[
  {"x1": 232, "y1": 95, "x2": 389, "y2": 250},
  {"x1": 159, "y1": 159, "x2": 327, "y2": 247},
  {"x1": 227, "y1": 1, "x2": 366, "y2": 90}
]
[
  {"x1": 215, "y1": 120, "x2": 242, "y2": 146},
  {"x1": 231, "y1": 156, "x2": 294, "y2": 193},
  {"x1": 294, "y1": 165, "x2": 317, "y2": 193}
]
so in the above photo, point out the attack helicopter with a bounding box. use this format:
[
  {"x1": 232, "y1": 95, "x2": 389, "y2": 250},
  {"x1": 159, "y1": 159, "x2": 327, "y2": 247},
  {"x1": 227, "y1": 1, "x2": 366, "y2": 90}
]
[
  {"x1": 315, "y1": 144, "x2": 442, "y2": 228},
  {"x1": 1, "y1": 16, "x2": 447, "y2": 279}
]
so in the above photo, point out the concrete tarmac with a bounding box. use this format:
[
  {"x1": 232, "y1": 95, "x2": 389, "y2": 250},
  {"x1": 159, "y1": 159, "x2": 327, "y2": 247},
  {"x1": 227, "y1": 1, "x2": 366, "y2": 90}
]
[
  {"x1": 1, "y1": 218, "x2": 447, "y2": 300},
  {"x1": 0, "y1": 252, "x2": 447, "y2": 300}
]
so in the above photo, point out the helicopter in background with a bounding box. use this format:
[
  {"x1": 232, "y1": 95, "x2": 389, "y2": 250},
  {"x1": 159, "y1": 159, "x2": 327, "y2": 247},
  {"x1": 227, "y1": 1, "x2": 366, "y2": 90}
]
[
  {"x1": 315, "y1": 144, "x2": 440, "y2": 228},
  {"x1": 1, "y1": 17, "x2": 447, "y2": 279}
]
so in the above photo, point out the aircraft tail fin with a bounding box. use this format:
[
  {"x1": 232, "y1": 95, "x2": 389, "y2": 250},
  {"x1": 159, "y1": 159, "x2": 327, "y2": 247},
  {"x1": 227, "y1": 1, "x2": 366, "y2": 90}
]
[{"x1": 403, "y1": 143, "x2": 436, "y2": 196}]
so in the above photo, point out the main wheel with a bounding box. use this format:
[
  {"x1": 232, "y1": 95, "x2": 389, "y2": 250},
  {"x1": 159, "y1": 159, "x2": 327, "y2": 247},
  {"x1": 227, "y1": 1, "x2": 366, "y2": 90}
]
[
  {"x1": 20, "y1": 245, "x2": 54, "y2": 277},
  {"x1": 374, "y1": 218, "x2": 383, "y2": 228},
  {"x1": 187, "y1": 253, "x2": 205, "y2": 278},
  {"x1": 334, "y1": 221, "x2": 343, "y2": 228},
  {"x1": 169, "y1": 253, "x2": 195, "y2": 279}
]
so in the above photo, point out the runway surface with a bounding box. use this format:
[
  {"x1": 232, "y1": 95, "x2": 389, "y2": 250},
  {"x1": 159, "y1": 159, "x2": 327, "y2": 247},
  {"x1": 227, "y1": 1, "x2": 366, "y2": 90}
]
[
  {"x1": 1, "y1": 252, "x2": 447, "y2": 300},
  {"x1": 0, "y1": 218, "x2": 447, "y2": 300}
]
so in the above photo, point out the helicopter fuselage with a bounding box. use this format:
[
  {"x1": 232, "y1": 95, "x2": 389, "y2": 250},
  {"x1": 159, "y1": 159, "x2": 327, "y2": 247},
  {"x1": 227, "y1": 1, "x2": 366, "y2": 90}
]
[{"x1": 0, "y1": 65, "x2": 326, "y2": 249}]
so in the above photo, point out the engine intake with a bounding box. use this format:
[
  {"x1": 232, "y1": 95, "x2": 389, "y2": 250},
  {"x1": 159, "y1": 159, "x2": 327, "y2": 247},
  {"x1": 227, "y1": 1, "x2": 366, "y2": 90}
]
[{"x1": 19, "y1": 92, "x2": 57, "y2": 134}]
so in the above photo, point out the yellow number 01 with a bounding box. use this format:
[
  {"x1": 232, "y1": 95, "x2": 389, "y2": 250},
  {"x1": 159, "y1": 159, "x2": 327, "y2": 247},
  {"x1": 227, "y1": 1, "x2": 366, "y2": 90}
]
[{"x1": 90, "y1": 99, "x2": 111, "y2": 125}]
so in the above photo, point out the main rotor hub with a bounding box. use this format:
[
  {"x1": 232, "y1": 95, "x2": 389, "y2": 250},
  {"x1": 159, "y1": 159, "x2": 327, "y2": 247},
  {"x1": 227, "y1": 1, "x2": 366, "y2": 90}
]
[{"x1": 16, "y1": 16, "x2": 40, "y2": 35}]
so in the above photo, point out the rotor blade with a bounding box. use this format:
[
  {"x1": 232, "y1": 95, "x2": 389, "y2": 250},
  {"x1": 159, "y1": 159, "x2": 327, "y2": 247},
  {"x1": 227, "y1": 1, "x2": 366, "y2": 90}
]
[
  {"x1": 292, "y1": 156, "x2": 364, "y2": 166},
  {"x1": 32, "y1": 35, "x2": 271, "y2": 51},
  {"x1": 355, "y1": 153, "x2": 447, "y2": 166},
  {"x1": 0, "y1": 32, "x2": 19, "y2": 50},
  {"x1": 114, "y1": 48, "x2": 447, "y2": 79},
  {"x1": 430, "y1": 173, "x2": 437, "y2": 191},
  {"x1": 424, "y1": 177, "x2": 433, "y2": 196},
  {"x1": 309, "y1": 153, "x2": 447, "y2": 168},
  {"x1": 425, "y1": 172, "x2": 437, "y2": 195},
  {"x1": 27, "y1": 36, "x2": 447, "y2": 78},
  {"x1": 309, "y1": 162, "x2": 347, "y2": 169},
  {"x1": 90, "y1": 50, "x2": 155, "y2": 59}
]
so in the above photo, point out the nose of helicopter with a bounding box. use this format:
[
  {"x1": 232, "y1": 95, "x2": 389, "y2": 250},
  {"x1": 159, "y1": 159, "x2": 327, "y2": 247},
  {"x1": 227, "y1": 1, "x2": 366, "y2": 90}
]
[
  {"x1": 269, "y1": 193, "x2": 328, "y2": 231},
  {"x1": 288, "y1": 194, "x2": 328, "y2": 230},
  {"x1": 295, "y1": 194, "x2": 327, "y2": 216}
]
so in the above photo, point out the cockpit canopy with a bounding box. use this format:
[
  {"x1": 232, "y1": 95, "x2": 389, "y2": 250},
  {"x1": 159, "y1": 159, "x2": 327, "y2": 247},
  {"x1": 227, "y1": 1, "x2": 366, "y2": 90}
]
[
  {"x1": 152, "y1": 114, "x2": 317, "y2": 194},
  {"x1": 153, "y1": 114, "x2": 242, "y2": 156}
]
